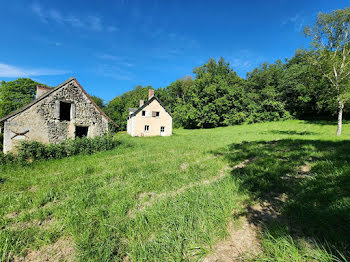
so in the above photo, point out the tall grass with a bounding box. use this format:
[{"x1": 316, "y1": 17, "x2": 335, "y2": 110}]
[{"x1": 0, "y1": 120, "x2": 349, "y2": 261}]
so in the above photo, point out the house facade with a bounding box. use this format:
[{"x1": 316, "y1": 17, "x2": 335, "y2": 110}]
[
  {"x1": 0, "y1": 77, "x2": 116, "y2": 154},
  {"x1": 127, "y1": 90, "x2": 172, "y2": 137}
]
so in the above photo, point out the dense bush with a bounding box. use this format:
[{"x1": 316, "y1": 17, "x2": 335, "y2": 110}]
[
  {"x1": 0, "y1": 135, "x2": 119, "y2": 165},
  {"x1": 0, "y1": 151, "x2": 16, "y2": 165}
]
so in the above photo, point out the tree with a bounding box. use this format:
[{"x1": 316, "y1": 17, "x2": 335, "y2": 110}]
[
  {"x1": 90, "y1": 95, "x2": 105, "y2": 109},
  {"x1": 246, "y1": 61, "x2": 291, "y2": 122},
  {"x1": 280, "y1": 49, "x2": 331, "y2": 119},
  {"x1": 304, "y1": 8, "x2": 350, "y2": 135},
  {"x1": 0, "y1": 78, "x2": 46, "y2": 118},
  {"x1": 105, "y1": 85, "x2": 150, "y2": 130}
]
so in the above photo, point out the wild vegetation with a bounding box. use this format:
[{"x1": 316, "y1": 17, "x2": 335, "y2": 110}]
[
  {"x1": 0, "y1": 135, "x2": 119, "y2": 165},
  {"x1": 0, "y1": 120, "x2": 349, "y2": 261}
]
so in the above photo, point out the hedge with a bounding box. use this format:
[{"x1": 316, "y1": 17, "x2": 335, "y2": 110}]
[{"x1": 0, "y1": 135, "x2": 119, "y2": 165}]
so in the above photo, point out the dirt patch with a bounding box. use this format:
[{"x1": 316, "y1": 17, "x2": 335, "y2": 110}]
[
  {"x1": 29, "y1": 186, "x2": 38, "y2": 192},
  {"x1": 7, "y1": 217, "x2": 57, "y2": 230},
  {"x1": 203, "y1": 217, "x2": 261, "y2": 262},
  {"x1": 14, "y1": 237, "x2": 75, "y2": 262},
  {"x1": 4, "y1": 201, "x2": 57, "y2": 220},
  {"x1": 281, "y1": 162, "x2": 313, "y2": 181},
  {"x1": 299, "y1": 163, "x2": 311, "y2": 173},
  {"x1": 4, "y1": 211, "x2": 19, "y2": 219},
  {"x1": 203, "y1": 198, "x2": 284, "y2": 262},
  {"x1": 180, "y1": 163, "x2": 189, "y2": 170},
  {"x1": 246, "y1": 201, "x2": 281, "y2": 226}
]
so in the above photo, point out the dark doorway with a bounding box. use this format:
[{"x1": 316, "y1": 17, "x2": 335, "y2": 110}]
[
  {"x1": 75, "y1": 126, "x2": 89, "y2": 138},
  {"x1": 60, "y1": 102, "x2": 71, "y2": 121}
]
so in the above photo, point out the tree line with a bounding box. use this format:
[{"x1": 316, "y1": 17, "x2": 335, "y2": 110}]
[
  {"x1": 105, "y1": 52, "x2": 333, "y2": 130},
  {"x1": 1, "y1": 8, "x2": 349, "y2": 134},
  {"x1": 106, "y1": 8, "x2": 350, "y2": 135}
]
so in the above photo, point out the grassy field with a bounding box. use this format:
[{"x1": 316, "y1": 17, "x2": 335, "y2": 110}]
[{"x1": 1, "y1": 120, "x2": 350, "y2": 261}]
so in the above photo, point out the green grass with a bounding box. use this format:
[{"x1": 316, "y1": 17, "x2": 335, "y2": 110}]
[{"x1": 1, "y1": 120, "x2": 350, "y2": 261}]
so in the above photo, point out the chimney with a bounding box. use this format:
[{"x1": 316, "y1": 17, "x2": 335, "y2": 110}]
[
  {"x1": 36, "y1": 85, "x2": 51, "y2": 98},
  {"x1": 148, "y1": 89, "x2": 154, "y2": 99},
  {"x1": 139, "y1": 100, "x2": 144, "y2": 107}
]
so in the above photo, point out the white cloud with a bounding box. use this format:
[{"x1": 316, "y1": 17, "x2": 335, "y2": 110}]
[
  {"x1": 88, "y1": 16, "x2": 103, "y2": 31},
  {"x1": 231, "y1": 59, "x2": 252, "y2": 69},
  {"x1": 96, "y1": 54, "x2": 134, "y2": 67},
  {"x1": 95, "y1": 64, "x2": 133, "y2": 80},
  {"x1": 0, "y1": 63, "x2": 69, "y2": 78},
  {"x1": 31, "y1": 3, "x2": 116, "y2": 32},
  {"x1": 282, "y1": 14, "x2": 305, "y2": 32},
  {"x1": 107, "y1": 26, "x2": 118, "y2": 32}
]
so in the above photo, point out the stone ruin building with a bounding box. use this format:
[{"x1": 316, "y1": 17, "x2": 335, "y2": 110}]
[{"x1": 0, "y1": 77, "x2": 116, "y2": 153}]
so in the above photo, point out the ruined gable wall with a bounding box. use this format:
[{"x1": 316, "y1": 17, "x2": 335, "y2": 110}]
[
  {"x1": 3, "y1": 103, "x2": 49, "y2": 153},
  {"x1": 3, "y1": 80, "x2": 109, "y2": 153},
  {"x1": 36, "y1": 80, "x2": 109, "y2": 143}
]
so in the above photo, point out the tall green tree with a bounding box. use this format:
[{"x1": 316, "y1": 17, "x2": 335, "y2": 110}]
[
  {"x1": 105, "y1": 85, "x2": 150, "y2": 130},
  {"x1": 280, "y1": 49, "x2": 330, "y2": 118},
  {"x1": 246, "y1": 61, "x2": 291, "y2": 122},
  {"x1": 304, "y1": 8, "x2": 350, "y2": 135},
  {"x1": 90, "y1": 95, "x2": 105, "y2": 109},
  {"x1": 0, "y1": 78, "x2": 46, "y2": 118}
]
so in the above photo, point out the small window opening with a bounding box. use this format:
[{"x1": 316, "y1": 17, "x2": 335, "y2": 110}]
[
  {"x1": 142, "y1": 110, "x2": 146, "y2": 116},
  {"x1": 76, "y1": 126, "x2": 89, "y2": 138},
  {"x1": 161, "y1": 126, "x2": 165, "y2": 132},
  {"x1": 152, "y1": 111, "x2": 160, "y2": 117},
  {"x1": 60, "y1": 102, "x2": 71, "y2": 121},
  {"x1": 144, "y1": 125, "x2": 149, "y2": 132}
]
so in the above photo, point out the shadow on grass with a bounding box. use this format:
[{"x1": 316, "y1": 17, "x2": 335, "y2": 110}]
[
  {"x1": 269, "y1": 130, "x2": 317, "y2": 135},
  {"x1": 302, "y1": 119, "x2": 350, "y2": 126},
  {"x1": 212, "y1": 139, "x2": 350, "y2": 260}
]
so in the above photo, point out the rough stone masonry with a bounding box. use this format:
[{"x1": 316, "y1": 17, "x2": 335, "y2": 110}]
[{"x1": 0, "y1": 77, "x2": 115, "y2": 154}]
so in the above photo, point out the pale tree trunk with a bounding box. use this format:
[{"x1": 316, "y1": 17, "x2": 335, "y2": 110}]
[{"x1": 337, "y1": 100, "x2": 344, "y2": 136}]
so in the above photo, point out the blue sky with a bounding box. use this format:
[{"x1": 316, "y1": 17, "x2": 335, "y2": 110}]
[{"x1": 0, "y1": 0, "x2": 349, "y2": 102}]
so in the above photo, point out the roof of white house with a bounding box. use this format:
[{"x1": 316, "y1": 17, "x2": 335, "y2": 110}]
[{"x1": 128, "y1": 96, "x2": 173, "y2": 118}]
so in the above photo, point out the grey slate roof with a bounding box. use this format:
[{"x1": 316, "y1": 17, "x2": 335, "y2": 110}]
[
  {"x1": 129, "y1": 96, "x2": 173, "y2": 118},
  {"x1": 0, "y1": 77, "x2": 118, "y2": 127}
]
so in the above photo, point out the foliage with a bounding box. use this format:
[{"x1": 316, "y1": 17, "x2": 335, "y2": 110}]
[
  {"x1": 105, "y1": 86, "x2": 150, "y2": 130},
  {"x1": 0, "y1": 135, "x2": 119, "y2": 165},
  {"x1": 17, "y1": 135, "x2": 119, "y2": 161},
  {"x1": 304, "y1": 8, "x2": 350, "y2": 135},
  {"x1": 0, "y1": 151, "x2": 16, "y2": 165},
  {"x1": 158, "y1": 58, "x2": 291, "y2": 128},
  {"x1": 89, "y1": 95, "x2": 105, "y2": 109},
  {"x1": 0, "y1": 78, "x2": 47, "y2": 118}
]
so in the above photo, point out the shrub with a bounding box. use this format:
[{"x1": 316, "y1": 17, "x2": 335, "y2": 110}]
[
  {"x1": 0, "y1": 151, "x2": 16, "y2": 165},
  {"x1": 0, "y1": 135, "x2": 119, "y2": 165}
]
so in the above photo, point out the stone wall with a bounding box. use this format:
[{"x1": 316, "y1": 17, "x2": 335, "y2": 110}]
[{"x1": 3, "y1": 79, "x2": 109, "y2": 153}]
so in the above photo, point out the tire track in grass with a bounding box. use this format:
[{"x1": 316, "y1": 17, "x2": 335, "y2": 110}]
[{"x1": 128, "y1": 158, "x2": 254, "y2": 218}]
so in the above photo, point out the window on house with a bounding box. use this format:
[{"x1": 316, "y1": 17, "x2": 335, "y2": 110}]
[
  {"x1": 59, "y1": 102, "x2": 71, "y2": 121},
  {"x1": 142, "y1": 110, "x2": 146, "y2": 116},
  {"x1": 144, "y1": 125, "x2": 149, "y2": 132},
  {"x1": 75, "y1": 126, "x2": 89, "y2": 138},
  {"x1": 160, "y1": 126, "x2": 165, "y2": 132},
  {"x1": 152, "y1": 111, "x2": 160, "y2": 117}
]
